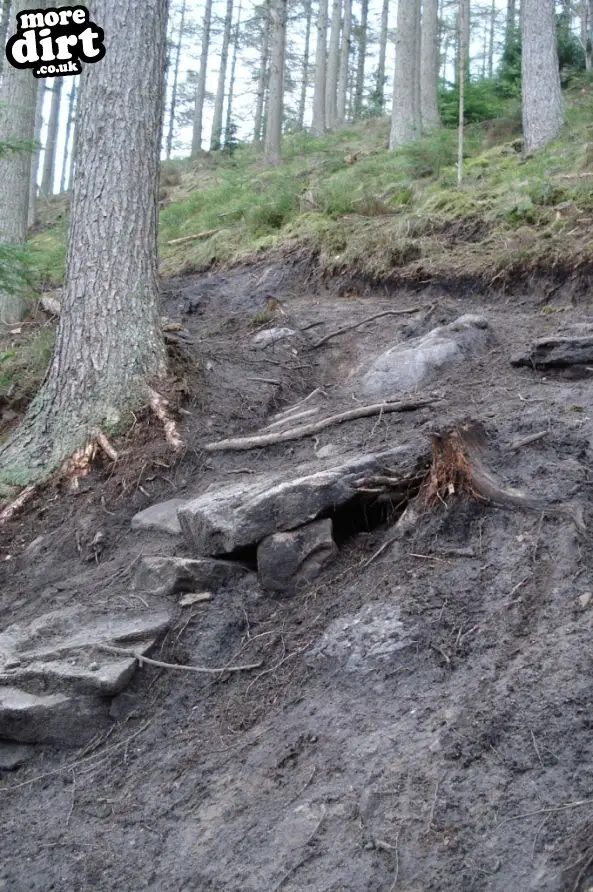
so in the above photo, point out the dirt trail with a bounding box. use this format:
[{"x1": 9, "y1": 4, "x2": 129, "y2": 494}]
[{"x1": 2, "y1": 262, "x2": 593, "y2": 892}]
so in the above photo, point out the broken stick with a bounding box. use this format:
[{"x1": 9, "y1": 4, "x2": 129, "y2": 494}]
[
  {"x1": 312, "y1": 307, "x2": 427, "y2": 349},
  {"x1": 166, "y1": 228, "x2": 220, "y2": 246},
  {"x1": 204, "y1": 397, "x2": 438, "y2": 452},
  {"x1": 98, "y1": 644, "x2": 262, "y2": 675}
]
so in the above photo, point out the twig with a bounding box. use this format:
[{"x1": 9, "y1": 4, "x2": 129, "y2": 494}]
[
  {"x1": 97, "y1": 644, "x2": 262, "y2": 675},
  {"x1": 428, "y1": 779, "x2": 440, "y2": 829},
  {"x1": 245, "y1": 376, "x2": 281, "y2": 385},
  {"x1": 204, "y1": 398, "x2": 438, "y2": 452},
  {"x1": 363, "y1": 535, "x2": 399, "y2": 568},
  {"x1": 167, "y1": 228, "x2": 219, "y2": 245},
  {"x1": 262, "y1": 407, "x2": 320, "y2": 430},
  {"x1": 388, "y1": 832, "x2": 400, "y2": 891},
  {"x1": 530, "y1": 729, "x2": 544, "y2": 769},
  {"x1": 312, "y1": 308, "x2": 424, "y2": 349},
  {"x1": 0, "y1": 485, "x2": 36, "y2": 526},
  {"x1": 269, "y1": 387, "x2": 323, "y2": 422},
  {"x1": 498, "y1": 798, "x2": 593, "y2": 826},
  {"x1": 507, "y1": 431, "x2": 548, "y2": 451}
]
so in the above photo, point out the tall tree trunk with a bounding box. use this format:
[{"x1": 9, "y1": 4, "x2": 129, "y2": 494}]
[
  {"x1": 375, "y1": 0, "x2": 389, "y2": 112},
  {"x1": 581, "y1": 0, "x2": 593, "y2": 70},
  {"x1": 354, "y1": 0, "x2": 368, "y2": 117},
  {"x1": 224, "y1": 0, "x2": 242, "y2": 144},
  {"x1": 311, "y1": 0, "x2": 327, "y2": 135},
  {"x1": 67, "y1": 90, "x2": 80, "y2": 192},
  {"x1": 191, "y1": 0, "x2": 212, "y2": 155},
  {"x1": 0, "y1": 0, "x2": 41, "y2": 324},
  {"x1": 263, "y1": 0, "x2": 287, "y2": 163},
  {"x1": 40, "y1": 78, "x2": 63, "y2": 197},
  {"x1": 413, "y1": 0, "x2": 422, "y2": 134},
  {"x1": 421, "y1": 0, "x2": 440, "y2": 131},
  {"x1": 488, "y1": 0, "x2": 496, "y2": 78},
  {"x1": 28, "y1": 80, "x2": 46, "y2": 229},
  {"x1": 254, "y1": 0, "x2": 271, "y2": 142},
  {"x1": 522, "y1": 0, "x2": 564, "y2": 152},
  {"x1": 0, "y1": 0, "x2": 169, "y2": 484},
  {"x1": 336, "y1": 0, "x2": 352, "y2": 124},
  {"x1": 297, "y1": 0, "x2": 312, "y2": 130},
  {"x1": 458, "y1": 0, "x2": 469, "y2": 184},
  {"x1": 389, "y1": 0, "x2": 421, "y2": 148},
  {"x1": 0, "y1": 0, "x2": 12, "y2": 81},
  {"x1": 166, "y1": 0, "x2": 186, "y2": 159},
  {"x1": 211, "y1": 0, "x2": 234, "y2": 150},
  {"x1": 325, "y1": 0, "x2": 341, "y2": 129},
  {"x1": 60, "y1": 79, "x2": 77, "y2": 192}
]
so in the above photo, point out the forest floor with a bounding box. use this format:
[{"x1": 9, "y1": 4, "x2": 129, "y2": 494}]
[{"x1": 2, "y1": 257, "x2": 593, "y2": 891}]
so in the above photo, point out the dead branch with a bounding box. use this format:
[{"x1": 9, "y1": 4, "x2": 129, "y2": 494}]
[
  {"x1": 507, "y1": 431, "x2": 547, "y2": 451},
  {"x1": 0, "y1": 485, "x2": 36, "y2": 526},
  {"x1": 312, "y1": 307, "x2": 427, "y2": 349},
  {"x1": 98, "y1": 644, "x2": 262, "y2": 675},
  {"x1": 166, "y1": 228, "x2": 220, "y2": 246},
  {"x1": 204, "y1": 398, "x2": 438, "y2": 452},
  {"x1": 148, "y1": 387, "x2": 183, "y2": 451}
]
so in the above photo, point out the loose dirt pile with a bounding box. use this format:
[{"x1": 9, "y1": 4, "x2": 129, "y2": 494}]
[{"x1": 1, "y1": 261, "x2": 593, "y2": 892}]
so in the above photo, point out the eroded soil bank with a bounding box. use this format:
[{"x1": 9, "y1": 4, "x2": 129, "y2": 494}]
[{"x1": 1, "y1": 261, "x2": 593, "y2": 892}]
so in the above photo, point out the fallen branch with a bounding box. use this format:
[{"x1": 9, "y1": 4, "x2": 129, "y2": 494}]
[
  {"x1": 148, "y1": 387, "x2": 183, "y2": 451},
  {"x1": 204, "y1": 397, "x2": 438, "y2": 452},
  {"x1": 167, "y1": 228, "x2": 219, "y2": 246},
  {"x1": 98, "y1": 644, "x2": 262, "y2": 675},
  {"x1": 0, "y1": 485, "x2": 36, "y2": 526},
  {"x1": 507, "y1": 431, "x2": 547, "y2": 451},
  {"x1": 312, "y1": 307, "x2": 427, "y2": 349}
]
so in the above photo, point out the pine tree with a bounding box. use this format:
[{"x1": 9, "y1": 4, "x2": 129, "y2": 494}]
[
  {"x1": 263, "y1": 0, "x2": 287, "y2": 162},
  {"x1": 522, "y1": 0, "x2": 564, "y2": 151},
  {"x1": 311, "y1": 0, "x2": 328, "y2": 134},
  {"x1": 191, "y1": 0, "x2": 213, "y2": 155}
]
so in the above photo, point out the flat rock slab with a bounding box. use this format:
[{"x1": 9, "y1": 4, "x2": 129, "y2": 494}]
[
  {"x1": 511, "y1": 335, "x2": 593, "y2": 369},
  {"x1": 133, "y1": 556, "x2": 251, "y2": 597},
  {"x1": 251, "y1": 327, "x2": 296, "y2": 348},
  {"x1": 0, "y1": 605, "x2": 173, "y2": 745},
  {"x1": 353, "y1": 314, "x2": 491, "y2": 399},
  {"x1": 257, "y1": 518, "x2": 338, "y2": 595},
  {"x1": 131, "y1": 498, "x2": 188, "y2": 535},
  {"x1": 178, "y1": 443, "x2": 427, "y2": 555},
  {"x1": 0, "y1": 742, "x2": 35, "y2": 770}
]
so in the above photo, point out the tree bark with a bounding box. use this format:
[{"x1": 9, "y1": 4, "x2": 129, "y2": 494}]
[
  {"x1": 0, "y1": 0, "x2": 169, "y2": 484},
  {"x1": 337, "y1": 0, "x2": 352, "y2": 124},
  {"x1": 224, "y1": 0, "x2": 242, "y2": 144},
  {"x1": 325, "y1": 0, "x2": 341, "y2": 129},
  {"x1": 581, "y1": 0, "x2": 593, "y2": 70},
  {"x1": 297, "y1": 0, "x2": 313, "y2": 130},
  {"x1": 522, "y1": 0, "x2": 564, "y2": 152},
  {"x1": 211, "y1": 0, "x2": 234, "y2": 150},
  {"x1": 67, "y1": 86, "x2": 80, "y2": 192},
  {"x1": 311, "y1": 0, "x2": 328, "y2": 135},
  {"x1": 60, "y1": 79, "x2": 77, "y2": 192},
  {"x1": 263, "y1": 0, "x2": 287, "y2": 163},
  {"x1": 191, "y1": 0, "x2": 212, "y2": 155},
  {"x1": 166, "y1": 0, "x2": 186, "y2": 159},
  {"x1": 40, "y1": 78, "x2": 62, "y2": 197},
  {"x1": 421, "y1": 0, "x2": 440, "y2": 132},
  {"x1": 389, "y1": 0, "x2": 421, "y2": 148},
  {"x1": 375, "y1": 0, "x2": 389, "y2": 113},
  {"x1": 354, "y1": 0, "x2": 368, "y2": 117},
  {"x1": 0, "y1": 0, "x2": 42, "y2": 324},
  {"x1": 254, "y1": 0, "x2": 271, "y2": 142},
  {"x1": 28, "y1": 80, "x2": 46, "y2": 229},
  {"x1": 488, "y1": 0, "x2": 495, "y2": 78},
  {"x1": 457, "y1": 0, "x2": 469, "y2": 184},
  {"x1": 0, "y1": 0, "x2": 12, "y2": 81}
]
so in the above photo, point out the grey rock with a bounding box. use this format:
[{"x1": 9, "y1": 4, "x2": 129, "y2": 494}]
[
  {"x1": 131, "y1": 498, "x2": 188, "y2": 535},
  {"x1": 0, "y1": 687, "x2": 109, "y2": 746},
  {"x1": 0, "y1": 742, "x2": 35, "y2": 770},
  {"x1": 354, "y1": 314, "x2": 491, "y2": 399},
  {"x1": 511, "y1": 335, "x2": 593, "y2": 369},
  {"x1": 257, "y1": 518, "x2": 338, "y2": 595},
  {"x1": 178, "y1": 443, "x2": 427, "y2": 555},
  {"x1": 316, "y1": 444, "x2": 339, "y2": 459},
  {"x1": 133, "y1": 555, "x2": 250, "y2": 596},
  {"x1": 251, "y1": 327, "x2": 296, "y2": 348}
]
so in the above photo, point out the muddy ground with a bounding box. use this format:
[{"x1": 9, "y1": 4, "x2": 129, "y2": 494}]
[{"x1": 2, "y1": 260, "x2": 593, "y2": 892}]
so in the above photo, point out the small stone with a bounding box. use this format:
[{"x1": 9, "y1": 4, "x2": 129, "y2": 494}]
[
  {"x1": 89, "y1": 662, "x2": 99, "y2": 671},
  {"x1": 131, "y1": 498, "x2": 188, "y2": 535},
  {"x1": 579, "y1": 591, "x2": 592, "y2": 609},
  {"x1": 251, "y1": 328, "x2": 296, "y2": 348},
  {"x1": 257, "y1": 518, "x2": 338, "y2": 596},
  {"x1": 179, "y1": 591, "x2": 213, "y2": 606}
]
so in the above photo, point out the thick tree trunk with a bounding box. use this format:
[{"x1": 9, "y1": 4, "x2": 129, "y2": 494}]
[
  {"x1": 389, "y1": 0, "x2": 421, "y2": 148},
  {"x1": 224, "y1": 0, "x2": 242, "y2": 143},
  {"x1": 488, "y1": 0, "x2": 495, "y2": 78},
  {"x1": 0, "y1": 0, "x2": 12, "y2": 81},
  {"x1": 67, "y1": 88, "x2": 80, "y2": 192},
  {"x1": 458, "y1": 0, "x2": 469, "y2": 184},
  {"x1": 40, "y1": 78, "x2": 63, "y2": 196},
  {"x1": 28, "y1": 81, "x2": 45, "y2": 229},
  {"x1": 297, "y1": 0, "x2": 312, "y2": 130},
  {"x1": 211, "y1": 0, "x2": 234, "y2": 150},
  {"x1": 0, "y1": 0, "x2": 169, "y2": 484},
  {"x1": 166, "y1": 0, "x2": 186, "y2": 159},
  {"x1": 325, "y1": 0, "x2": 341, "y2": 129},
  {"x1": 375, "y1": 0, "x2": 389, "y2": 112},
  {"x1": 581, "y1": 0, "x2": 593, "y2": 70},
  {"x1": 263, "y1": 0, "x2": 287, "y2": 163},
  {"x1": 522, "y1": 0, "x2": 564, "y2": 152},
  {"x1": 191, "y1": 0, "x2": 212, "y2": 155},
  {"x1": 254, "y1": 0, "x2": 270, "y2": 142},
  {"x1": 60, "y1": 80, "x2": 77, "y2": 193},
  {"x1": 354, "y1": 0, "x2": 368, "y2": 117},
  {"x1": 311, "y1": 0, "x2": 328, "y2": 135},
  {"x1": 336, "y1": 0, "x2": 352, "y2": 124},
  {"x1": 0, "y1": 0, "x2": 42, "y2": 324},
  {"x1": 421, "y1": 0, "x2": 440, "y2": 132}
]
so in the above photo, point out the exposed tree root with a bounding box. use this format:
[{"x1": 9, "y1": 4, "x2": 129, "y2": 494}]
[
  {"x1": 148, "y1": 387, "x2": 183, "y2": 451},
  {"x1": 0, "y1": 485, "x2": 36, "y2": 526}
]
